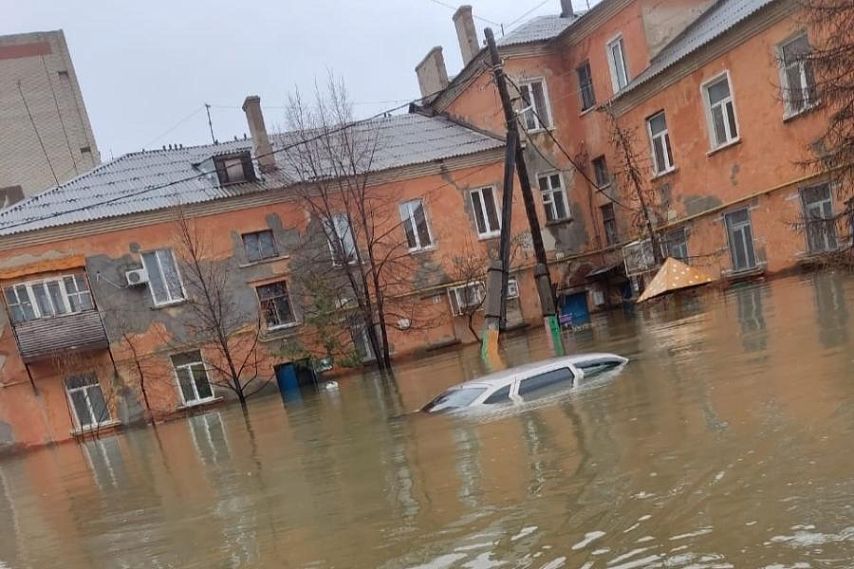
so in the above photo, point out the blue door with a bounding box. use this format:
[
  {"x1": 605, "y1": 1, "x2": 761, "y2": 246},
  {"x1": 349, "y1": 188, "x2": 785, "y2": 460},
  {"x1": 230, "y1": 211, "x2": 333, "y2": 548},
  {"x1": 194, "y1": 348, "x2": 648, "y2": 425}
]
[
  {"x1": 559, "y1": 292, "x2": 591, "y2": 328},
  {"x1": 275, "y1": 363, "x2": 302, "y2": 402}
]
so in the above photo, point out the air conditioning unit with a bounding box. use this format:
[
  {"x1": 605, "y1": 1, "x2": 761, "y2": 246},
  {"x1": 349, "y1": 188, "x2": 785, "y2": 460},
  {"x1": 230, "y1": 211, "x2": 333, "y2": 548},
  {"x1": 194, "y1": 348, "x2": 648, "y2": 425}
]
[{"x1": 125, "y1": 268, "x2": 149, "y2": 286}]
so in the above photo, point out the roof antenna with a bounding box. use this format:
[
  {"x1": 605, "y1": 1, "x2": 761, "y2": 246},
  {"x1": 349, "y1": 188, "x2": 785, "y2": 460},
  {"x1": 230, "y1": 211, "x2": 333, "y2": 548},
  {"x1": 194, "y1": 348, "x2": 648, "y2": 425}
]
[{"x1": 204, "y1": 103, "x2": 217, "y2": 144}]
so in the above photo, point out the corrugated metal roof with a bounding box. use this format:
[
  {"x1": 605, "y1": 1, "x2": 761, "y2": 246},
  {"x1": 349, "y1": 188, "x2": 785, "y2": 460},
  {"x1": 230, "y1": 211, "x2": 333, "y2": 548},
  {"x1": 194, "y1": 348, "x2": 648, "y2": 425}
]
[
  {"x1": 497, "y1": 14, "x2": 581, "y2": 47},
  {"x1": 618, "y1": 0, "x2": 778, "y2": 95},
  {"x1": 0, "y1": 113, "x2": 503, "y2": 236}
]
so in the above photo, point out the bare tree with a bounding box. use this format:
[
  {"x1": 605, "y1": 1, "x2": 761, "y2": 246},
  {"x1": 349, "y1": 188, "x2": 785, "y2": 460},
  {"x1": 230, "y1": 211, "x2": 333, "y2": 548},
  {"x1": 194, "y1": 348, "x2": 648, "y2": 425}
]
[
  {"x1": 283, "y1": 76, "x2": 428, "y2": 370},
  {"x1": 174, "y1": 210, "x2": 270, "y2": 407},
  {"x1": 603, "y1": 104, "x2": 664, "y2": 264},
  {"x1": 447, "y1": 245, "x2": 489, "y2": 342},
  {"x1": 797, "y1": 0, "x2": 854, "y2": 257}
]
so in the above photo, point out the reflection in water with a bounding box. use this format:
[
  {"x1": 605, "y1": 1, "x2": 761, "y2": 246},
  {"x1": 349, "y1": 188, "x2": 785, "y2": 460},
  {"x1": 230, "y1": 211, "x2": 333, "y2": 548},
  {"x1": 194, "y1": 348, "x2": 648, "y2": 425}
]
[
  {"x1": 82, "y1": 437, "x2": 124, "y2": 490},
  {"x1": 733, "y1": 284, "x2": 767, "y2": 352},
  {"x1": 188, "y1": 411, "x2": 230, "y2": 466},
  {"x1": 0, "y1": 274, "x2": 851, "y2": 568},
  {"x1": 811, "y1": 272, "x2": 849, "y2": 348}
]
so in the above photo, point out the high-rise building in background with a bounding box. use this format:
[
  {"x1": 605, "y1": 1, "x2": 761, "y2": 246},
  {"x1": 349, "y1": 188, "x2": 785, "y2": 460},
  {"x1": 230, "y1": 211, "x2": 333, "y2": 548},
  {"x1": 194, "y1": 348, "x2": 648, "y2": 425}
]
[{"x1": 0, "y1": 30, "x2": 99, "y2": 206}]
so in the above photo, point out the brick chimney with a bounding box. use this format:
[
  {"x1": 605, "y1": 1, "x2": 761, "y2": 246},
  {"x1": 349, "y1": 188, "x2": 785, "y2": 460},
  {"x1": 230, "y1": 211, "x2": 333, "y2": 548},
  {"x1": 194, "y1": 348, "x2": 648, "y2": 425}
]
[
  {"x1": 415, "y1": 46, "x2": 450, "y2": 98},
  {"x1": 453, "y1": 5, "x2": 480, "y2": 66},
  {"x1": 560, "y1": 0, "x2": 574, "y2": 17},
  {"x1": 242, "y1": 95, "x2": 276, "y2": 173}
]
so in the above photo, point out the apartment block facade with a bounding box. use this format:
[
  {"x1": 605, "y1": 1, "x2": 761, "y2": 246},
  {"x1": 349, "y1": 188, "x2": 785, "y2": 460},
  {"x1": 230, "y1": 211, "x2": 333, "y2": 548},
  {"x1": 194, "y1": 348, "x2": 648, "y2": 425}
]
[
  {"x1": 0, "y1": 30, "x2": 100, "y2": 204},
  {"x1": 418, "y1": 0, "x2": 838, "y2": 307}
]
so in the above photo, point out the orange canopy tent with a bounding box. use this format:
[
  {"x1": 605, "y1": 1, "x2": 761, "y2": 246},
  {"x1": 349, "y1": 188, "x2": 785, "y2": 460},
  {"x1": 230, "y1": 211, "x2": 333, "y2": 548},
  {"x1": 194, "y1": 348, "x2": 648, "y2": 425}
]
[{"x1": 636, "y1": 257, "x2": 713, "y2": 303}]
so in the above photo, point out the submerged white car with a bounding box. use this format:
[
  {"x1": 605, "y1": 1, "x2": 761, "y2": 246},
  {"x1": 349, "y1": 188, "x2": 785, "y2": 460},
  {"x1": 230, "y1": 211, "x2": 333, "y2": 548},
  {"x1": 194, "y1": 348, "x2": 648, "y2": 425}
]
[{"x1": 421, "y1": 353, "x2": 628, "y2": 413}]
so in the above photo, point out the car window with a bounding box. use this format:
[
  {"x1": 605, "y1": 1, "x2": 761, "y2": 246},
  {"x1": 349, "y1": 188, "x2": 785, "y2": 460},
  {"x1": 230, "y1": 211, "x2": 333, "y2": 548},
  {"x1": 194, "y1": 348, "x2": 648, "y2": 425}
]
[
  {"x1": 483, "y1": 384, "x2": 511, "y2": 404},
  {"x1": 577, "y1": 360, "x2": 622, "y2": 378},
  {"x1": 423, "y1": 387, "x2": 487, "y2": 413},
  {"x1": 517, "y1": 368, "x2": 575, "y2": 397}
]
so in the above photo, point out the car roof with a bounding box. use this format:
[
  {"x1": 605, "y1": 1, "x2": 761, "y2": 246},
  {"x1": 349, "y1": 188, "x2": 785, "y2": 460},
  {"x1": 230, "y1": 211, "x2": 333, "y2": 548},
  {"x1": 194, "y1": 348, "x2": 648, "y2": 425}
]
[{"x1": 451, "y1": 353, "x2": 627, "y2": 390}]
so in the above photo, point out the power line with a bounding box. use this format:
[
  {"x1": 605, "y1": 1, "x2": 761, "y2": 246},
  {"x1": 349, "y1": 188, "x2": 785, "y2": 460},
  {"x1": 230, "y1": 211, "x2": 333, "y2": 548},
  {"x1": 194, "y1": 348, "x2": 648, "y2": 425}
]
[
  {"x1": 506, "y1": 0, "x2": 552, "y2": 28},
  {"x1": 16, "y1": 80, "x2": 59, "y2": 186},
  {"x1": 504, "y1": 75, "x2": 634, "y2": 210},
  {"x1": 425, "y1": 0, "x2": 501, "y2": 26},
  {"x1": 42, "y1": 56, "x2": 79, "y2": 177},
  {"x1": 141, "y1": 106, "x2": 206, "y2": 149}
]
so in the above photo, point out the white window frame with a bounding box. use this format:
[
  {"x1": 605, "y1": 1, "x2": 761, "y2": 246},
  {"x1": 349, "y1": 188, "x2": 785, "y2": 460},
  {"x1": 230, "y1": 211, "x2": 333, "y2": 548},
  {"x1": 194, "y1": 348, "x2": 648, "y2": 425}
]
[
  {"x1": 537, "y1": 172, "x2": 570, "y2": 222},
  {"x1": 647, "y1": 111, "x2": 675, "y2": 175},
  {"x1": 606, "y1": 35, "x2": 630, "y2": 93},
  {"x1": 324, "y1": 213, "x2": 358, "y2": 266},
  {"x1": 517, "y1": 78, "x2": 553, "y2": 132},
  {"x1": 702, "y1": 71, "x2": 740, "y2": 150},
  {"x1": 256, "y1": 280, "x2": 298, "y2": 331},
  {"x1": 778, "y1": 33, "x2": 817, "y2": 118},
  {"x1": 3, "y1": 273, "x2": 94, "y2": 323},
  {"x1": 65, "y1": 373, "x2": 112, "y2": 431},
  {"x1": 241, "y1": 229, "x2": 279, "y2": 263},
  {"x1": 172, "y1": 352, "x2": 216, "y2": 406},
  {"x1": 506, "y1": 277, "x2": 520, "y2": 300},
  {"x1": 469, "y1": 186, "x2": 501, "y2": 239},
  {"x1": 399, "y1": 199, "x2": 434, "y2": 251},
  {"x1": 141, "y1": 248, "x2": 186, "y2": 306},
  {"x1": 448, "y1": 282, "x2": 486, "y2": 316}
]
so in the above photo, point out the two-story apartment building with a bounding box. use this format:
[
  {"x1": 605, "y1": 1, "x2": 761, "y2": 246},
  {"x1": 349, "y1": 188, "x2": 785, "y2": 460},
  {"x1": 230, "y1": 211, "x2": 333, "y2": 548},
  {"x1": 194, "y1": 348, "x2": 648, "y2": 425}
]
[
  {"x1": 0, "y1": 97, "x2": 565, "y2": 449},
  {"x1": 417, "y1": 0, "x2": 840, "y2": 308}
]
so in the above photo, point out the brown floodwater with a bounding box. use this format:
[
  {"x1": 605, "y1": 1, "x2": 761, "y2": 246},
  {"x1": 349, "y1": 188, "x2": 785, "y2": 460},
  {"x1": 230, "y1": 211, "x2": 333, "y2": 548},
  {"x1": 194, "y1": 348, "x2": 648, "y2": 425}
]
[{"x1": 1, "y1": 272, "x2": 853, "y2": 568}]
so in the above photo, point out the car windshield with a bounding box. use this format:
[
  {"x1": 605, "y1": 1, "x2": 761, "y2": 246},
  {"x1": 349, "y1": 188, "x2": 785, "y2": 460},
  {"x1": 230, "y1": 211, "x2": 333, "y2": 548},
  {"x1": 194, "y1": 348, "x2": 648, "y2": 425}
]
[{"x1": 422, "y1": 387, "x2": 487, "y2": 413}]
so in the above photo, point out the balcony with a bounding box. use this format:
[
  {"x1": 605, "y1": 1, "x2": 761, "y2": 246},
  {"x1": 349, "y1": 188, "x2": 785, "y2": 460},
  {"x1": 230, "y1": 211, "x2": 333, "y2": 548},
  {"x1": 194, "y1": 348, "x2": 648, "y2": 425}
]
[{"x1": 14, "y1": 311, "x2": 109, "y2": 363}]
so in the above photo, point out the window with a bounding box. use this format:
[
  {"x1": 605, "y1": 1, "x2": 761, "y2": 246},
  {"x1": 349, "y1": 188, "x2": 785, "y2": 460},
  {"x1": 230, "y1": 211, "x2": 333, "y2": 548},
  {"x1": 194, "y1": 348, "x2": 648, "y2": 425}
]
[
  {"x1": 324, "y1": 214, "x2": 357, "y2": 265},
  {"x1": 518, "y1": 79, "x2": 552, "y2": 131},
  {"x1": 506, "y1": 277, "x2": 520, "y2": 300},
  {"x1": 517, "y1": 367, "x2": 575, "y2": 397},
  {"x1": 662, "y1": 227, "x2": 689, "y2": 260},
  {"x1": 3, "y1": 273, "x2": 94, "y2": 324},
  {"x1": 141, "y1": 249, "x2": 185, "y2": 306},
  {"x1": 577, "y1": 61, "x2": 596, "y2": 111},
  {"x1": 422, "y1": 387, "x2": 487, "y2": 413},
  {"x1": 576, "y1": 360, "x2": 622, "y2": 378},
  {"x1": 647, "y1": 111, "x2": 675, "y2": 174},
  {"x1": 171, "y1": 351, "x2": 214, "y2": 405},
  {"x1": 242, "y1": 229, "x2": 278, "y2": 263},
  {"x1": 214, "y1": 152, "x2": 256, "y2": 186},
  {"x1": 80, "y1": 146, "x2": 91, "y2": 154},
  {"x1": 801, "y1": 184, "x2": 837, "y2": 253},
  {"x1": 779, "y1": 34, "x2": 816, "y2": 117},
  {"x1": 537, "y1": 173, "x2": 569, "y2": 222},
  {"x1": 592, "y1": 156, "x2": 610, "y2": 189},
  {"x1": 725, "y1": 208, "x2": 757, "y2": 272},
  {"x1": 448, "y1": 282, "x2": 485, "y2": 316},
  {"x1": 601, "y1": 203, "x2": 618, "y2": 246},
  {"x1": 703, "y1": 74, "x2": 739, "y2": 148},
  {"x1": 256, "y1": 281, "x2": 296, "y2": 329},
  {"x1": 399, "y1": 199, "x2": 434, "y2": 251},
  {"x1": 483, "y1": 385, "x2": 512, "y2": 405},
  {"x1": 469, "y1": 187, "x2": 501, "y2": 238},
  {"x1": 607, "y1": 36, "x2": 629, "y2": 92},
  {"x1": 65, "y1": 373, "x2": 110, "y2": 429}
]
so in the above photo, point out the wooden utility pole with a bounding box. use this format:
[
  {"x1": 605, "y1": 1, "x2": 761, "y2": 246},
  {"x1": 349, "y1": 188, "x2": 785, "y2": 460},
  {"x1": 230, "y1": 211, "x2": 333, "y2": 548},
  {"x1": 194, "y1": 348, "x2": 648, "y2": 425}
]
[{"x1": 481, "y1": 27, "x2": 564, "y2": 362}]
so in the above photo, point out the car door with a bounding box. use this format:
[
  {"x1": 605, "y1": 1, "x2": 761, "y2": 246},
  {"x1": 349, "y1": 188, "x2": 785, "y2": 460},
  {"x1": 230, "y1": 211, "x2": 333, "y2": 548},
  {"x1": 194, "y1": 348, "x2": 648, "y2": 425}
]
[{"x1": 515, "y1": 366, "x2": 576, "y2": 402}]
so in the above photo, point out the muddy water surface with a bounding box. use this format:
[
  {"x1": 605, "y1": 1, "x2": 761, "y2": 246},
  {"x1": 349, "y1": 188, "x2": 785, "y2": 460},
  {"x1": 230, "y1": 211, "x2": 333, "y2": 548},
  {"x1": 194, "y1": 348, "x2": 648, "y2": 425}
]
[{"x1": 0, "y1": 273, "x2": 853, "y2": 568}]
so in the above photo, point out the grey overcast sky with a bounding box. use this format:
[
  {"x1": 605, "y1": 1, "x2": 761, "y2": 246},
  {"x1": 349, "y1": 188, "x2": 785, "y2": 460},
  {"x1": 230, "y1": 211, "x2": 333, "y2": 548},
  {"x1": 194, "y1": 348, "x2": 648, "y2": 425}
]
[{"x1": 2, "y1": 0, "x2": 584, "y2": 159}]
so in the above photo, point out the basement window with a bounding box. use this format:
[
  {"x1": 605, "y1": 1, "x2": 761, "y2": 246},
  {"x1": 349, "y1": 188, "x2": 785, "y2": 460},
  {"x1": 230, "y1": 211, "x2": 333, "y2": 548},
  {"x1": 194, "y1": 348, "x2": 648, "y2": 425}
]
[{"x1": 214, "y1": 152, "x2": 256, "y2": 186}]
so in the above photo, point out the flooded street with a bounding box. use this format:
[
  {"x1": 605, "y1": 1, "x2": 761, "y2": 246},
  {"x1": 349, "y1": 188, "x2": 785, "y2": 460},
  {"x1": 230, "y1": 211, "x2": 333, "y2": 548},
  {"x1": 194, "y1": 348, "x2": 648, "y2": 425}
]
[{"x1": 1, "y1": 272, "x2": 853, "y2": 568}]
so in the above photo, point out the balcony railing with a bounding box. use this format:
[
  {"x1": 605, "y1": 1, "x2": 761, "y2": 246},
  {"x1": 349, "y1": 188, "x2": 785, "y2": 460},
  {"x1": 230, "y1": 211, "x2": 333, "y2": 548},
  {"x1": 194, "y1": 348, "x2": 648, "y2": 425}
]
[{"x1": 13, "y1": 311, "x2": 109, "y2": 363}]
